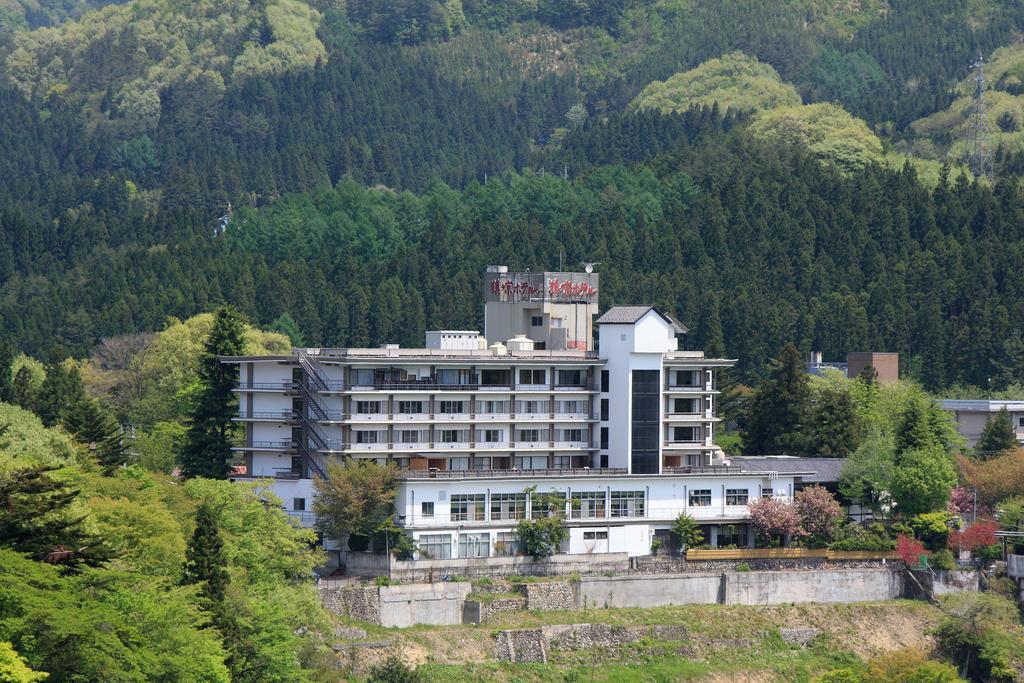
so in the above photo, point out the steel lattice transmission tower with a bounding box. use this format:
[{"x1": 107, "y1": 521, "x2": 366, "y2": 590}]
[{"x1": 964, "y1": 52, "x2": 993, "y2": 179}]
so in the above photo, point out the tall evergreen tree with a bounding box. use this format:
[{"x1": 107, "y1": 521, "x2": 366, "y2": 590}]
[
  {"x1": 11, "y1": 367, "x2": 35, "y2": 411},
  {"x1": 741, "y1": 343, "x2": 810, "y2": 455},
  {"x1": 894, "y1": 398, "x2": 939, "y2": 456},
  {"x1": 0, "y1": 463, "x2": 114, "y2": 569},
  {"x1": 180, "y1": 307, "x2": 245, "y2": 479},
  {"x1": 269, "y1": 312, "x2": 304, "y2": 347},
  {"x1": 0, "y1": 341, "x2": 13, "y2": 404},
  {"x1": 63, "y1": 397, "x2": 128, "y2": 474},
  {"x1": 181, "y1": 503, "x2": 230, "y2": 606},
  {"x1": 34, "y1": 362, "x2": 85, "y2": 426},
  {"x1": 806, "y1": 386, "x2": 861, "y2": 457},
  {"x1": 974, "y1": 407, "x2": 1018, "y2": 459}
]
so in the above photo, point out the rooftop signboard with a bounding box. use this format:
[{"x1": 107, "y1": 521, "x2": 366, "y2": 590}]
[{"x1": 483, "y1": 271, "x2": 599, "y2": 304}]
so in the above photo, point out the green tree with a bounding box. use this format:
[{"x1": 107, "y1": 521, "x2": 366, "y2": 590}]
[
  {"x1": 671, "y1": 512, "x2": 704, "y2": 551},
  {"x1": 515, "y1": 515, "x2": 567, "y2": 558},
  {"x1": 268, "y1": 312, "x2": 304, "y2": 347},
  {"x1": 0, "y1": 641, "x2": 48, "y2": 683},
  {"x1": 33, "y1": 362, "x2": 84, "y2": 427},
  {"x1": 10, "y1": 368, "x2": 35, "y2": 412},
  {"x1": 890, "y1": 447, "x2": 956, "y2": 517},
  {"x1": 0, "y1": 465, "x2": 113, "y2": 570},
  {"x1": 806, "y1": 386, "x2": 861, "y2": 457},
  {"x1": 742, "y1": 343, "x2": 810, "y2": 455},
  {"x1": 180, "y1": 307, "x2": 245, "y2": 479},
  {"x1": 181, "y1": 503, "x2": 230, "y2": 607},
  {"x1": 367, "y1": 654, "x2": 420, "y2": 682},
  {"x1": 63, "y1": 398, "x2": 128, "y2": 474},
  {"x1": 313, "y1": 460, "x2": 398, "y2": 543},
  {"x1": 0, "y1": 342, "x2": 14, "y2": 405},
  {"x1": 974, "y1": 406, "x2": 1017, "y2": 459}
]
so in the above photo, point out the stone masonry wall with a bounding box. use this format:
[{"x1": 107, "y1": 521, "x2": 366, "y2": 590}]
[
  {"x1": 343, "y1": 586, "x2": 381, "y2": 623},
  {"x1": 493, "y1": 629, "x2": 547, "y2": 664},
  {"x1": 524, "y1": 582, "x2": 576, "y2": 611}
]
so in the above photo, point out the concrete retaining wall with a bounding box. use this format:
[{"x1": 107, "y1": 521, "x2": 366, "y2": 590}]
[
  {"x1": 388, "y1": 553, "x2": 629, "y2": 582},
  {"x1": 378, "y1": 582, "x2": 472, "y2": 627},
  {"x1": 577, "y1": 573, "x2": 723, "y2": 609},
  {"x1": 1007, "y1": 555, "x2": 1024, "y2": 579},
  {"x1": 724, "y1": 568, "x2": 903, "y2": 605}
]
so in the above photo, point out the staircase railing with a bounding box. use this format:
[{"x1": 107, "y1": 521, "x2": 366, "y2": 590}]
[{"x1": 297, "y1": 350, "x2": 330, "y2": 392}]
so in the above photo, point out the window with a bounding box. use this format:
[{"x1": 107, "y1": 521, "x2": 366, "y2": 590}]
[
  {"x1": 480, "y1": 369, "x2": 511, "y2": 386},
  {"x1": 530, "y1": 491, "x2": 566, "y2": 518},
  {"x1": 689, "y1": 489, "x2": 712, "y2": 507},
  {"x1": 556, "y1": 400, "x2": 586, "y2": 414},
  {"x1": 673, "y1": 398, "x2": 699, "y2": 414},
  {"x1": 583, "y1": 530, "x2": 608, "y2": 540},
  {"x1": 477, "y1": 400, "x2": 510, "y2": 414},
  {"x1": 398, "y1": 401, "x2": 423, "y2": 414},
  {"x1": 473, "y1": 457, "x2": 491, "y2": 470},
  {"x1": 571, "y1": 491, "x2": 606, "y2": 519},
  {"x1": 450, "y1": 494, "x2": 485, "y2": 521},
  {"x1": 355, "y1": 431, "x2": 379, "y2": 444},
  {"x1": 458, "y1": 532, "x2": 490, "y2": 558},
  {"x1": 514, "y1": 455, "x2": 548, "y2": 469},
  {"x1": 292, "y1": 498, "x2": 306, "y2": 511},
  {"x1": 517, "y1": 429, "x2": 541, "y2": 442},
  {"x1": 726, "y1": 488, "x2": 749, "y2": 506},
  {"x1": 439, "y1": 400, "x2": 464, "y2": 414},
  {"x1": 421, "y1": 502, "x2": 434, "y2": 517},
  {"x1": 674, "y1": 370, "x2": 700, "y2": 387},
  {"x1": 418, "y1": 534, "x2": 451, "y2": 560},
  {"x1": 1019, "y1": 417, "x2": 1024, "y2": 427},
  {"x1": 761, "y1": 488, "x2": 774, "y2": 498},
  {"x1": 672, "y1": 426, "x2": 700, "y2": 442},
  {"x1": 601, "y1": 370, "x2": 609, "y2": 392},
  {"x1": 479, "y1": 429, "x2": 502, "y2": 443},
  {"x1": 399, "y1": 430, "x2": 423, "y2": 444},
  {"x1": 552, "y1": 455, "x2": 571, "y2": 469},
  {"x1": 559, "y1": 428, "x2": 584, "y2": 442},
  {"x1": 495, "y1": 532, "x2": 523, "y2": 556},
  {"x1": 356, "y1": 400, "x2": 380, "y2": 414},
  {"x1": 610, "y1": 490, "x2": 645, "y2": 517},
  {"x1": 600, "y1": 427, "x2": 609, "y2": 450},
  {"x1": 557, "y1": 369, "x2": 584, "y2": 386},
  {"x1": 439, "y1": 429, "x2": 465, "y2": 443},
  {"x1": 531, "y1": 315, "x2": 544, "y2": 327},
  {"x1": 717, "y1": 525, "x2": 747, "y2": 548},
  {"x1": 352, "y1": 369, "x2": 374, "y2": 386},
  {"x1": 491, "y1": 493, "x2": 526, "y2": 520},
  {"x1": 600, "y1": 398, "x2": 609, "y2": 421},
  {"x1": 448, "y1": 457, "x2": 469, "y2": 470},
  {"x1": 516, "y1": 399, "x2": 549, "y2": 414},
  {"x1": 519, "y1": 369, "x2": 545, "y2": 385}
]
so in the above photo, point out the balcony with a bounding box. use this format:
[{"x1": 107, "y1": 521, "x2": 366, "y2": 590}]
[
  {"x1": 239, "y1": 440, "x2": 296, "y2": 451},
  {"x1": 235, "y1": 382, "x2": 295, "y2": 392},
  {"x1": 399, "y1": 467, "x2": 627, "y2": 480},
  {"x1": 234, "y1": 411, "x2": 296, "y2": 422}
]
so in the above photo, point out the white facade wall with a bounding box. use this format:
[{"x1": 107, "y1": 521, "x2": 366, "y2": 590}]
[{"x1": 937, "y1": 400, "x2": 1024, "y2": 449}]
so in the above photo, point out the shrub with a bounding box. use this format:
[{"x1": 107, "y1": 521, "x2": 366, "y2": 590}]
[
  {"x1": 864, "y1": 647, "x2": 960, "y2": 682},
  {"x1": 374, "y1": 576, "x2": 392, "y2": 587},
  {"x1": 896, "y1": 534, "x2": 927, "y2": 567},
  {"x1": 515, "y1": 516, "x2": 567, "y2": 559},
  {"x1": 930, "y1": 549, "x2": 956, "y2": 571},
  {"x1": 367, "y1": 654, "x2": 420, "y2": 683},
  {"x1": 735, "y1": 562, "x2": 751, "y2": 572},
  {"x1": 828, "y1": 523, "x2": 895, "y2": 552},
  {"x1": 909, "y1": 511, "x2": 955, "y2": 551},
  {"x1": 650, "y1": 537, "x2": 663, "y2": 554},
  {"x1": 948, "y1": 520, "x2": 997, "y2": 554}
]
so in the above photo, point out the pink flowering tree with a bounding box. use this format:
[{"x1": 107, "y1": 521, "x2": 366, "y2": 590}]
[
  {"x1": 747, "y1": 497, "x2": 802, "y2": 547},
  {"x1": 794, "y1": 485, "x2": 844, "y2": 547},
  {"x1": 946, "y1": 486, "x2": 974, "y2": 517}
]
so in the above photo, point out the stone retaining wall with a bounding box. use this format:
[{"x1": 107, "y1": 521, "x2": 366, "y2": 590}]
[
  {"x1": 464, "y1": 597, "x2": 528, "y2": 624},
  {"x1": 633, "y1": 557, "x2": 897, "y2": 574},
  {"x1": 494, "y1": 629, "x2": 547, "y2": 663},
  {"x1": 524, "y1": 582, "x2": 576, "y2": 611}
]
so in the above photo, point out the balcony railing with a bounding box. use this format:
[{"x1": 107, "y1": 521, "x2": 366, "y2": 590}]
[
  {"x1": 245, "y1": 440, "x2": 296, "y2": 449},
  {"x1": 399, "y1": 467, "x2": 628, "y2": 479},
  {"x1": 236, "y1": 382, "x2": 295, "y2": 391},
  {"x1": 235, "y1": 411, "x2": 296, "y2": 421}
]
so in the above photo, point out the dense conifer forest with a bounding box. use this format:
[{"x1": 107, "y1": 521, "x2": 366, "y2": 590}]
[{"x1": 3, "y1": 0, "x2": 1024, "y2": 391}]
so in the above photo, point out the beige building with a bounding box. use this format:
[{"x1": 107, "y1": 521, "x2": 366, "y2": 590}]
[{"x1": 937, "y1": 400, "x2": 1024, "y2": 449}]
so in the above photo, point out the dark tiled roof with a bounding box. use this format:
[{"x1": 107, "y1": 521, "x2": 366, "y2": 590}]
[
  {"x1": 597, "y1": 306, "x2": 688, "y2": 333},
  {"x1": 730, "y1": 456, "x2": 844, "y2": 483}
]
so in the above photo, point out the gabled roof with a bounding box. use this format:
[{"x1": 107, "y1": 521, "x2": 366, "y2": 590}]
[{"x1": 596, "y1": 306, "x2": 688, "y2": 334}]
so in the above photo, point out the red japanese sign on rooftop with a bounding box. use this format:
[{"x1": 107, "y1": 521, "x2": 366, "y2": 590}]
[{"x1": 483, "y1": 271, "x2": 599, "y2": 304}]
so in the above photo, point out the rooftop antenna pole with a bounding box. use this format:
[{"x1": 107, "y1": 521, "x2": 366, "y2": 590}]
[{"x1": 964, "y1": 51, "x2": 993, "y2": 180}]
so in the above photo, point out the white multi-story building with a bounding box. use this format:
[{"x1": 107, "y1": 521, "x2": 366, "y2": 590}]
[
  {"x1": 226, "y1": 267, "x2": 820, "y2": 558},
  {"x1": 937, "y1": 399, "x2": 1024, "y2": 449}
]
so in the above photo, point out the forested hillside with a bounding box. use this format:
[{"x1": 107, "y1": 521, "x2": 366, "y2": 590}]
[{"x1": 2, "y1": 0, "x2": 1024, "y2": 392}]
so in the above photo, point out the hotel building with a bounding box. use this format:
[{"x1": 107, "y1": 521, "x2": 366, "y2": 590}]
[{"x1": 226, "y1": 267, "x2": 819, "y2": 558}]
